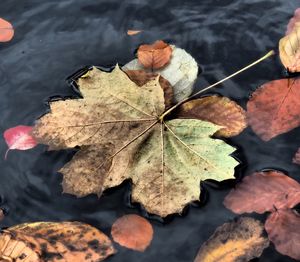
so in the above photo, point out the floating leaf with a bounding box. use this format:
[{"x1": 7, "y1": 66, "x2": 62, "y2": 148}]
[
  {"x1": 137, "y1": 40, "x2": 172, "y2": 69},
  {"x1": 127, "y1": 30, "x2": 142, "y2": 36},
  {"x1": 124, "y1": 45, "x2": 198, "y2": 102},
  {"x1": 111, "y1": 214, "x2": 153, "y2": 251},
  {"x1": 0, "y1": 18, "x2": 14, "y2": 42},
  {"x1": 293, "y1": 148, "x2": 300, "y2": 165},
  {"x1": 247, "y1": 78, "x2": 300, "y2": 141},
  {"x1": 265, "y1": 209, "x2": 300, "y2": 260},
  {"x1": 33, "y1": 65, "x2": 238, "y2": 217},
  {"x1": 4, "y1": 125, "x2": 37, "y2": 159},
  {"x1": 177, "y1": 95, "x2": 247, "y2": 137},
  {"x1": 286, "y1": 8, "x2": 300, "y2": 35},
  {"x1": 224, "y1": 171, "x2": 300, "y2": 214},
  {"x1": 279, "y1": 25, "x2": 300, "y2": 72},
  {"x1": 125, "y1": 70, "x2": 174, "y2": 108},
  {"x1": 194, "y1": 217, "x2": 269, "y2": 262},
  {"x1": 0, "y1": 221, "x2": 115, "y2": 261}
]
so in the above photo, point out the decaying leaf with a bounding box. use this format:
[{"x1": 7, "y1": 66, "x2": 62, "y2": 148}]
[
  {"x1": 194, "y1": 217, "x2": 269, "y2": 262},
  {"x1": 293, "y1": 148, "x2": 300, "y2": 165},
  {"x1": 125, "y1": 70, "x2": 174, "y2": 108},
  {"x1": 279, "y1": 25, "x2": 300, "y2": 72},
  {"x1": 137, "y1": 40, "x2": 172, "y2": 69},
  {"x1": 4, "y1": 125, "x2": 37, "y2": 159},
  {"x1": 127, "y1": 30, "x2": 142, "y2": 36},
  {"x1": 224, "y1": 171, "x2": 300, "y2": 214},
  {"x1": 247, "y1": 78, "x2": 300, "y2": 141},
  {"x1": 0, "y1": 221, "x2": 115, "y2": 261},
  {"x1": 123, "y1": 45, "x2": 198, "y2": 102},
  {"x1": 111, "y1": 214, "x2": 153, "y2": 252},
  {"x1": 286, "y1": 8, "x2": 300, "y2": 35},
  {"x1": 0, "y1": 18, "x2": 14, "y2": 42},
  {"x1": 177, "y1": 95, "x2": 247, "y2": 137},
  {"x1": 265, "y1": 209, "x2": 300, "y2": 260},
  {"x1": 33, "y1": 65, "x2": 238, "y2": 217}
]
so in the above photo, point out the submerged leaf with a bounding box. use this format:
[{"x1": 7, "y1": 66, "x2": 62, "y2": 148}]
[
  {"x1": 137, "y1": 40, "x2": 172, "y2": 69},
  {"x1": 123, "y1": 45, "x2": 198, "y2": 102},
  {"x1": 279, "y1": 25, "x2": 300, "y2": 72},
  {"x1": 127, "y1": 30, "x2": 142, "y2": 36},
  {"x1": 0, "y1": 18, "x2": 14, "y2": 42},
  {"x1": 194, "y1": 217, "x2": 269, "y2": 262},
  {"x1": 224, "y1": 171, "x2": 300, "y2": 214},
  {"x1": 111, "y1": 214, "x2": 153, "y2": 251},
  {"x1": 293, "y1": 147, "x2": 300, "y2": 165},
  {"x1": 286, "y1": 8, "x2": 300, "y2": 35},
  {"x1": 265, "y1": 209, "x2": 300, "y2": 260},
  {"x1": 4, "y1": 125, "x2": 37, "y2": 159},
  {"x1": 177, "y1": 95, "x2": 247, "y2": 137},
  {"x1": 247, "y1": 78, "x2": 300, "y2": 141},
  {"x1": 0, "y1": 221, "x2": 115, "y2": 261},
  {"x1": 33, "y1": 66, "x2": 238, "y2": 217}
]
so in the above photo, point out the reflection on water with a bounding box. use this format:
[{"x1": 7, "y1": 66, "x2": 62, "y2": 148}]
[{"x1": 0, "y1": 0, "x2": 299, "y2": 261}]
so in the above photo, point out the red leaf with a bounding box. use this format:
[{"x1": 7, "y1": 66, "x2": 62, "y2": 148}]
[
  {"x1": 4, "y1": 125, "x2": 37, "y2": 159},
  {"x1": 265, "y1": 209, "x2": 300, "y2": 260},
  {"x1": 247, "y1": 78, "x2": 300, "y2": 141},
  {"x1": 224, "y1": 171, "x2": 300, "y2": 214},
  {"x1": 111, "y1": 214, "x2": 153, "y2": 252},
  {"x1": 0, "y1": 18, "x2": 14, "y2": 42},
  {"x1": 137, "y1": 40, "x2": 172, "y2": 69},
  {"x1": 286, "y1": 8, "x2": 300, "y2": 35}
]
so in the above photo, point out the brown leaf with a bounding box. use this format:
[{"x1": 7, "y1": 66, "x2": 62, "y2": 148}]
[
  {"x1": 293, "y1": 147, "x2": 300, "y2": 165},
  {"x1": 0, "y1": 221, "x2": 115, "y2": 261},
  {"x1": 33, "y1": 66, "x2": 238, "y2": 217},
  {"x1": 224, "y1": 171, "x2": 300, "y2": 214},
  {"x1": 177, "y1": 95, "x2": 247, "y2": 137},
  {"x1": 247, "y1": 78, "x2": 300, "y2": 141},
  {"x1": 137, "y1": 40, "x2": 172, "y2": 69},
  {"x1": 111, "y1": 214, "x2": 153, "y2": 252},
  {"x1": 194, "y1": 217, "x2": 269, "y2": 262},
  {"x1": 127, "y1": 30, "x2": 142, "y2": 36},
  {"x1": 279, "y1": 25, "x2": 300, "y2": 72},
  {"x1": 0, "y1": 18, "x2": 14, "y2": 42},
  {"x1": 286, "y1": 8, "x2": 300, "y2": 35},
  {"x1": 125, "y1": 69, "x2": 174, "y2": 108},
  {"x1": 265, "y1": 209, "x2": 300, "y2": 260}
]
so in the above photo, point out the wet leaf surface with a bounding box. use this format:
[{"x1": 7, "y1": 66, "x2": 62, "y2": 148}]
[
  {"x1": 0, "y1": 221, "x2": 115, "y2": 261},
  {"x1": 177, "y1": 95, "x2": 247, "y2": 137},
  {"x1": 247, "y1": 78, "x2": 300, "y2": 141},
  {"x1": 265, "y1": 209, "x2": 300, "y2": 260},
  {"x1": 111, "y1": 214, "x2": 153, "y2": 252},
  {"x1": 137, "y1": 40, "x2": 172, "y2": 69},
  {"x1": 194, "y1": 217, "x2": 269, "y2": 262},
  {"x1": 224, "y1": 171, "x2": 300, "y2": 214},
  {"x1": 33, "y1": 65, "x2": 238, "y2": 217},
  {"x1": 4, "y1": 125, "x2": 37, "y2": 159},
  {"x1": 0, "y1": 18, "x2": 14, "y2": 42}
]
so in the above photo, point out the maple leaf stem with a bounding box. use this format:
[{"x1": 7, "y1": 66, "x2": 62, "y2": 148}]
[{"x1": 159, "y1": 50, "x2": 275, "y2": 120}]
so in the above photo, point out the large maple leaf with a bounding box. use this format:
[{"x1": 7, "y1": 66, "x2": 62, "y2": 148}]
[{"x1": 33, "y1": 65, "x2": 238, "y2": 217}]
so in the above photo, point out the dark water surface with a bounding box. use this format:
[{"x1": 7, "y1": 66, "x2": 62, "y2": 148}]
[{"x1": 0, "y1": 0, "x2": 299, "y2": 261}]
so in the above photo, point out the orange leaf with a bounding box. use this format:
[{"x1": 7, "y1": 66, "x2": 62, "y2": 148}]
[
  {"x1": 125, "y1": 69, "x2": 174, "y2": 108},
  {"x1": 0, "y1": 221, "x2": 115, "y2": 261},
  {"x1": 247, "y1": 78, "x2": 300, "y2": 141},
  {"x1": 137, "y1": 40, "x2": 172, "y2": 69},
  {"x1": 177, "y1": 95, "x2": 247, "y2": 137},
  {"x1": 224, "y1": 171, "x2": 300, "y2": 214},
  {"x1": 0, "y1": 18, "x2": 14, "y2": 42},
  {"x1": 127, "y1": 30, "x2": 142, "y2": 36},
  {"x1": 111, "y1": 214, "x2": 153, "y2": 252},
  {"x1": 265, "y1": 209, "x2": 300, "y2": 260},
  {"x1": 286, "y1": 8, "x2": 300, "y2": 35},
  {"x1": 194, "y1": 217, "x2": 269, "y2": 262}
]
